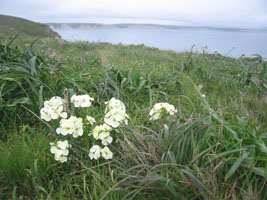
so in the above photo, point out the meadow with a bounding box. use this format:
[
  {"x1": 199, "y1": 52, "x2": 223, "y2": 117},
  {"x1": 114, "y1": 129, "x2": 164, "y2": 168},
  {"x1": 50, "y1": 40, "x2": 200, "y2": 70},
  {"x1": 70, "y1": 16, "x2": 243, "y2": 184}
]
[{"x1": 0, "y1": 35, "x2": 266, "y2": 199}]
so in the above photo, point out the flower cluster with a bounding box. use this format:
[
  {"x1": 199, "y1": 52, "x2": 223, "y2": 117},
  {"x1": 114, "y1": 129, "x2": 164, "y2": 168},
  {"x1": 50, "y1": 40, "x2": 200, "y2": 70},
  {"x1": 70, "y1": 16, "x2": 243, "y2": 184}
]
[
  {"x1": 56, "y1": 116, "x2": 83, "y2": 138},
  {"x1": 87, "y1": 98, "x2": 129, "y2": 160},
  {"x1": 90, "y1": 124, "x2": 112, "y2": 140},
  {"x1": 89, "y1": 125, "x2": 113, "y2": 160},
  {"x1": 40, "y1": 96, "x2": 67, "y2": 121},
  {"x1": 89, "y1": 124, "x2": 113, "y2": 159},
  {"x1": 41, "y1": 94, "x2": 178, "y2": 164},
  {"x1": 105, "y1": 97, "x2": 126, "y2": 112},
  {"x1": 104, "y1": 98, "x2": 129, "y2": 128},
  {"x1": 50, "y1": 140, "x2": 71, "y2": 163},
  {"x1": 71, "y1": 94, "x2": 94, "y2": 108},
  {"x1": 149, "y1": 102, "x2": 177, "y2": 121},
  {"x1": 89, "y1": 145, "x2": 113, "y2": 160}
]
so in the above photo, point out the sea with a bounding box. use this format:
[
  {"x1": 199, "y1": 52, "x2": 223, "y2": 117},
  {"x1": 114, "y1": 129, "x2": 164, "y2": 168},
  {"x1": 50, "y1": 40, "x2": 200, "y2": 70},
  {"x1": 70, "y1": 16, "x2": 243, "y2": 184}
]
[{"x1": 55, "y1": 28, "x2": 267, "y2": 59}]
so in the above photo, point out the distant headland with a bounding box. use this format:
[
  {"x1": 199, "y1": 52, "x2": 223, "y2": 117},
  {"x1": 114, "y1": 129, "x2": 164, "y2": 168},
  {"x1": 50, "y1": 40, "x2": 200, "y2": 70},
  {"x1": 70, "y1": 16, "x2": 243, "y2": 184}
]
[{"x1": 47, "y1": 23, "x2": 267, "y2": 33}]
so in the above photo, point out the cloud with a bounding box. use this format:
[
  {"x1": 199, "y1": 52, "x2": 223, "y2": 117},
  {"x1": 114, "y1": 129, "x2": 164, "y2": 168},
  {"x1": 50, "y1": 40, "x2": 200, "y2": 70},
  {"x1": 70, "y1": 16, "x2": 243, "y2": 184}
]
[{"x1": 0, "y1": 0, "x2": 266, "y2": 28}]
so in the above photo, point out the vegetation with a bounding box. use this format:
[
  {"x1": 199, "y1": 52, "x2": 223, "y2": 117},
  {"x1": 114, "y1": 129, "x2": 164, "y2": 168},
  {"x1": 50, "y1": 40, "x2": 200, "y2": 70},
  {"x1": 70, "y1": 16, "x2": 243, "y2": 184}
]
[
  {"x1": 0, "y1": 14, "x2": 60, "y2": 38},
  {"x1": 0, "y1": 34, "x2": 266, "y2": 199}
]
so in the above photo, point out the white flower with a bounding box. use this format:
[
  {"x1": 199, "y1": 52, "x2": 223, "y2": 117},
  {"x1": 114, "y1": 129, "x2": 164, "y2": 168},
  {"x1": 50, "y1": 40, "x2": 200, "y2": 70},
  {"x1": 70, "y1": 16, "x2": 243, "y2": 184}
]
[
  {"x1": 149, "y1": 102, "x2": 177, "y2": 121},
  {"x1": 104, "y1": 108, "x2": 129, "y2": 128},
  {"x1": 101, "y1": 146, "x2": 113, "y2": 160},
  {"x1": 105, "y1": 97, "x2": 126, "y2": 113},
  {"x1": 56, "y1": 119, "x2": 74, "y2": 136},
  {"x1": 40, "y1": 96, "x2": 67, "y2": 121},
  {"x1": 99, "y1": 131, "x2": 113, "y2": 145},
  {"x1": 50, "y1": 140, "x2": 71, "y2": 163},
  {"x1": 89, "y1": 145, "x2": 101, "y2": 160},
  {"x1": 104, "y1": 98, "x2": 129, "y2": 128},
  {"x1": 149, "y1": 112, "x2": 161, "y2": 121},
  {"x1": 85, "y1": 116, "x2": 96, "y2": 125},
  {"x1": 40, "y1": 107, "x2": 52, "y2": 121},
  {"x1": 71, "y1": 94, "x2": 94, "y2": 108},
  {"x1": 90, "y1": 124, "x2": 112, "y2": 140},
  {"x1": 56, "y1": 116, "x2": 83, "y2": 138}
]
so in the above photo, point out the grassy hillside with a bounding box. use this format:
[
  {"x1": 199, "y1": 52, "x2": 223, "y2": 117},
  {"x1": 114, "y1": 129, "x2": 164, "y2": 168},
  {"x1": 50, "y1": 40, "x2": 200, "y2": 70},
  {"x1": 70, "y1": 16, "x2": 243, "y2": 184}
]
[
  {"x1": 0, "y1": 36, "x2": 266, "y2": 199},
  {"x1": 0, "y1": 14, "x2": 60, "y2": 38}
]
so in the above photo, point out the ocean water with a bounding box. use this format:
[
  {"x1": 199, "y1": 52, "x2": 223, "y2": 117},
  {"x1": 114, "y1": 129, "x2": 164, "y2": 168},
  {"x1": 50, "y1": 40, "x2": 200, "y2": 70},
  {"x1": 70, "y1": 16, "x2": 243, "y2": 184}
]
[{"x1": 55, "y1": 28, "x2": 267, "y2": 59}]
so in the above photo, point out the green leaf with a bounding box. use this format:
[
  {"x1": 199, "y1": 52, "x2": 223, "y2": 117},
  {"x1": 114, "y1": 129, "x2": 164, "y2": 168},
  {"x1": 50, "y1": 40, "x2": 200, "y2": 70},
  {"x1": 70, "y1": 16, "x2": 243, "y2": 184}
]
[
  {"x1": 135, "y1": 79, "x2": 147, "y2": 93},
  {"x1": 180, "y1": 167, "x2": 212, "y2": 199},
  {"x1": 12, "y1": 186, "x2": 17, "y2": 200},
  {"x1": 29, "y1": 56, "x2": 37, "y2": 75},
  {"x1": 163, "y1": 124, "x2": 169, "y2": 145},
  {"x1": 39, "y1": 85, "x2": 43, "y2": 109},
  {"x1": 241, "y1": 164, "x2": 267, "y2": 178},
  {"x1": 6, "y1": 31, "x2": 20, "y2": 49},
  {"x1": 25, "y1": 43, "x2": 33, "y2": 57},
  {"x1": 5, "y1": 97, "x2": 31, "y2": 107},
  {"x1": 225, "y1": 152, "x2": 249, "y2": 180},
  {"x1": 256, "y1": 140, "x2": 267, "y2": 154}
]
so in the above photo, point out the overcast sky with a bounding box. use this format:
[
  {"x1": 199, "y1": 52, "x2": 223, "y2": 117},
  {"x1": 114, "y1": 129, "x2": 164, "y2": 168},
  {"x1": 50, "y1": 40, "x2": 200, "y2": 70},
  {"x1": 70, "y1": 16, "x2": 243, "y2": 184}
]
[{"x1": 0, "y1": 0, "x2": 266, "y2": 28}]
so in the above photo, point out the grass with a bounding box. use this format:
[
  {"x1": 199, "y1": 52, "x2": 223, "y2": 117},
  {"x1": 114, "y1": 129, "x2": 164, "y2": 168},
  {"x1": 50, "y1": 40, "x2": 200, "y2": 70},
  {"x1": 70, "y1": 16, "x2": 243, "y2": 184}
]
[
  {"x1": 0, "y1": 36, "x2": 266, "y2": 199},
  {"x1": 0, "y1": 14, "x2": 60, "y2": 39}
]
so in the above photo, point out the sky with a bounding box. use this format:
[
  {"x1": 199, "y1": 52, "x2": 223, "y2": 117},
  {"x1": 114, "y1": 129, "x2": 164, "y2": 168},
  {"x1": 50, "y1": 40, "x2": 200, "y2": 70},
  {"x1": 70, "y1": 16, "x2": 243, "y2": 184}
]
[{"x1": 0, "y1": 0, "x2": 267, "y2": 28}]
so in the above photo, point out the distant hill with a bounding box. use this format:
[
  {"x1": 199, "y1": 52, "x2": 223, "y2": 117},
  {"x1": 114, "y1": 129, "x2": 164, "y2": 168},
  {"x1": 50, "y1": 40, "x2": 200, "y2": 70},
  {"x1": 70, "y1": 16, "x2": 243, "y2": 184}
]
[
  {"x1": 0, "y1": 14, "x2": 60, "y2": 38},
  {"x1": 48, "y1": 23, "x2": 267, "y2": 33}
]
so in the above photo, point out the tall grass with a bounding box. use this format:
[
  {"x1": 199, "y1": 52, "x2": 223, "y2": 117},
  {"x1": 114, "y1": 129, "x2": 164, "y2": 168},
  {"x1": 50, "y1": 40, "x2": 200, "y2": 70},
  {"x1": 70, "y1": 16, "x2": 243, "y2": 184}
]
[{"x1": 0, "y1": 38, "x2": 266, "y2": 199}]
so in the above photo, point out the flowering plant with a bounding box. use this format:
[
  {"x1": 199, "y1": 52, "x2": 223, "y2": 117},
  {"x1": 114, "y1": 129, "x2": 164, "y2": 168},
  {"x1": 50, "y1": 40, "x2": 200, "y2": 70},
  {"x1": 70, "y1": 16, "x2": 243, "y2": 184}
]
[
  {"x1": 40, "y1": 96, "x2": 67, "y2": 121},
  {"x1": 71, "y1": 94, "x2": 94, "y2": 108},
  {"x1": 40, "y1": 94, "x2": 129, "y2": 163},
  {"x1": 50, "y1": 140, "x2": 71, "y2": 163},
  {"x1": 40, "y1": 94, "x2": 177, "y2": 163},
  {"x1": 56, "y1": 116, "x2": 84, "y2": 138},
  {"x1": 104, "y1": 98, "x2": 129, "y2": 128},
  {"x1": 149, "y1": 102, "x2": 177, "y2": 121}
]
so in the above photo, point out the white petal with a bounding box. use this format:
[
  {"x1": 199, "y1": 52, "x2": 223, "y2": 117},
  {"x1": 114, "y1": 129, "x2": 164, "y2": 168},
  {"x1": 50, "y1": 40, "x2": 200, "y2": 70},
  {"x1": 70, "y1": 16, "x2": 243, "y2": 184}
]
[
  {"x1": 60, "y1": 112, "x2": 67, "y2": 118},
  {"x1": 50, "y1": 146, "x2": 57, "y2": 153}
]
